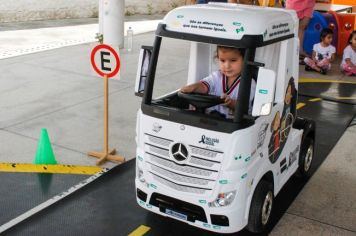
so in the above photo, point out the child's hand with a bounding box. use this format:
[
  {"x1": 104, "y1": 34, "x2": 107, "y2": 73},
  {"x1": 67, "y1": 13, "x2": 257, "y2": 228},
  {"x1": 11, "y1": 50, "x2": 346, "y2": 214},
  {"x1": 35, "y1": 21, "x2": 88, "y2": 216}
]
[
  {"x1": 180, "y1": 82, "x2": 209, "y2": 94},
  {"x1": 180, "y1": 85, "x2": 194, "y2": 93},
  {"x1": 221, "y1": 94, "x2": 236, "y2": 110}
]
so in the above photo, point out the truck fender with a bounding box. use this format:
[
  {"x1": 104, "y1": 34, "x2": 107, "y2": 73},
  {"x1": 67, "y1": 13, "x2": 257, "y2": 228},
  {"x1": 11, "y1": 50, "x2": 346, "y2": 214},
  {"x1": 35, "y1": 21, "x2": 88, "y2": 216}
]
[
  {"x1": 293, "y1": 117, "x2": 316, "y2": 141},
  {"x1": 244, "y1": 170, "x2": 275, "y2": 220}
]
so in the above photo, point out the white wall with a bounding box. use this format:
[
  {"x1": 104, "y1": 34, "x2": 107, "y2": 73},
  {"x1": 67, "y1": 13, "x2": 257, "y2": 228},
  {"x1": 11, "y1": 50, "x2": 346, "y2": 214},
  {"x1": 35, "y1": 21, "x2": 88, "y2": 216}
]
[
  {"x1": 0, "y1": 0, "x2": 186, "y2": 23},
  {"x1": 125, "y1": 0, "x2": 185, "y2": 15}
]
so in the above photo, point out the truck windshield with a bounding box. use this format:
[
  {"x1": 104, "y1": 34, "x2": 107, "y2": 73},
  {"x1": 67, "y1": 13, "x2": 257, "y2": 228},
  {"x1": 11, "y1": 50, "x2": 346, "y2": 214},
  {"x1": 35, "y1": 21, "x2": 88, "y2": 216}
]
[
  {"x1": 155, "y1": 37, "x2": 257, "y2": 114},
  {"x1": 151, "y1": 37, "x2": 191, "y2": 102},
  {"x1": 141, "y1": 36, "x2": 257, "y2": 132}
]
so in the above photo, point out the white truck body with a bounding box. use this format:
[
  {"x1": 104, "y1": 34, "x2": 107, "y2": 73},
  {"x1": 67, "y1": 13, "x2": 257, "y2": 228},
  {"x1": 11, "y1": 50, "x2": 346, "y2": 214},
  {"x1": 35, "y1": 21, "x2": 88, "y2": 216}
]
[{"x1": 134, "y1": 4, "x2": 313, "y2": 234}]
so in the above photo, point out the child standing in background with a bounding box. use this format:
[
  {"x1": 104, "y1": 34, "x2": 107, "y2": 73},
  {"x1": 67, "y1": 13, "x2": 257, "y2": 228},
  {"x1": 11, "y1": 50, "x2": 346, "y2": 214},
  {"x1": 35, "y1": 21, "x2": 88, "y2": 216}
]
[
  {"x1": 286, "y1": 0, "x2": 316, "y2": 62},
  {"x1": 304, "y1": 28, "x2": 336, "y2": 75},
  {"x1": 340, "y1": 30, "x2": 356, "y2": 76}
]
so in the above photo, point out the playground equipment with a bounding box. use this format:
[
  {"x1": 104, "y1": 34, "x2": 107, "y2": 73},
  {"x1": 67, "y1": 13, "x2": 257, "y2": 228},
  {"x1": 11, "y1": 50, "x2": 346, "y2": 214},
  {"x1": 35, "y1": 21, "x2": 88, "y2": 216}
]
[
  {"x1": 303, "y1": 11, "x2": 328, "y2": 55},
  {"x1": 304, "y1": 10, "x2": 355, "y2": 55}
]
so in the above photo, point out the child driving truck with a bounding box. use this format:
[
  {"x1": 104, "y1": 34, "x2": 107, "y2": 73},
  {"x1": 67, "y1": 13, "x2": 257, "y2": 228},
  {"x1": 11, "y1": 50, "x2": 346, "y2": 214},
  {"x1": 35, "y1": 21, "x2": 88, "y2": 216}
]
[{"x1": 180, "y1": 46, "x2": 256, "y2": 119}]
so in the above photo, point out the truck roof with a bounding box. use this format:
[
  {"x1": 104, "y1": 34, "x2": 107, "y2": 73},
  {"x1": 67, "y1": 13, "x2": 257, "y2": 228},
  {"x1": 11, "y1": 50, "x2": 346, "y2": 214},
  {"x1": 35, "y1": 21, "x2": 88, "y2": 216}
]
[{"x1": 158, "y1": 3, "x2": 298, "y2": 47}]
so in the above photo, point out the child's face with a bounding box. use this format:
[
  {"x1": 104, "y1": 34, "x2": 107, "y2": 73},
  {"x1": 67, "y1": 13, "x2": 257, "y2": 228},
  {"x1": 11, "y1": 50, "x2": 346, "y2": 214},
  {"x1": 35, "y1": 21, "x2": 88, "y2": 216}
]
[
  {"x1": 322, "y1": 34, "x2": 333, "y2": 46},
  {"x1": 217, "y1": 49, "x2": 243, "y2": 79},
  {"x1": 273, "y1": 114, "x2": 281, "y2": 131},
  {"x1": 284, "y1": 85, "x2": 292, "y2": 105},
  {"x1": 351, "y1": 34, "x2": 356, "y2": 48}
]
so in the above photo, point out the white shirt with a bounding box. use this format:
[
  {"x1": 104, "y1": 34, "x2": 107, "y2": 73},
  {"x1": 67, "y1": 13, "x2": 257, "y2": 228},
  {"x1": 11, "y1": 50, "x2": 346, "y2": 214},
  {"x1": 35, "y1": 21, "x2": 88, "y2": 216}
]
[
  {"x1": 201, "y1": 71, "x2": 256, "y2": 119},
  {"x1": 313, "y1": 43, "x2": 336, "y2": 61},
  {"x1": 341, "y1": 45, "x2": 356, "y2": 67}
]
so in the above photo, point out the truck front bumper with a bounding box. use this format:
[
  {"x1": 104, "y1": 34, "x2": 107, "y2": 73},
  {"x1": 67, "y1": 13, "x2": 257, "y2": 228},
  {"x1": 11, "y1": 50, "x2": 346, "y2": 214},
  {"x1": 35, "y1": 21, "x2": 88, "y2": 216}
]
[{"x1": 135, "y1": 179, "x2": 248, "y2": 234}]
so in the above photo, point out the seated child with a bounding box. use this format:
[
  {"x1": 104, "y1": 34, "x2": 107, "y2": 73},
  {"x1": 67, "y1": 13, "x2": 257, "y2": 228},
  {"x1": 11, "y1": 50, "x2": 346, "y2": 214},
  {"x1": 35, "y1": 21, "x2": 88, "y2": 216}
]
[
  {"x1": 180, "y1": 46, "x2": 256, "y2": 119},
  {"x1": 340, "y1": 30, "x2": 356, "y2": 76},
  {"x1": 304, "y1": 28, "x2": 336, "y2": 75}
]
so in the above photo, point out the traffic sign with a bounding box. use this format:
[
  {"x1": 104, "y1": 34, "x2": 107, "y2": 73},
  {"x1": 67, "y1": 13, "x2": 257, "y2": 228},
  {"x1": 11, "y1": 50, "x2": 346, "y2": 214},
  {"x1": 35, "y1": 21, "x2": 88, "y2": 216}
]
[{"x1": 90, "y1": 44, "x2": 120, "y2": 78}]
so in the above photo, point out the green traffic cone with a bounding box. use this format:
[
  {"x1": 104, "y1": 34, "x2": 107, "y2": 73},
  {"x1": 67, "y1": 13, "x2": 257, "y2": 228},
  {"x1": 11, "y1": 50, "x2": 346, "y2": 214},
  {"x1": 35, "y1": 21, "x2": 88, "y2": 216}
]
[{"x1": 33, "y1": 128, "x2": 57, "y2": 165}]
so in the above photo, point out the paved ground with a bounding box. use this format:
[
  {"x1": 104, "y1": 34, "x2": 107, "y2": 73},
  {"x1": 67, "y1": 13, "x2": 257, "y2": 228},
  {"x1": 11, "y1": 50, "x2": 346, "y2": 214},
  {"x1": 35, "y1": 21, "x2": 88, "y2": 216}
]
[
  {"x1": 0, "y1": 15, "x2": 163, "y2": 59},
  {"x1": 0, "y1": 16, "x2": 355, "y2": 235}
]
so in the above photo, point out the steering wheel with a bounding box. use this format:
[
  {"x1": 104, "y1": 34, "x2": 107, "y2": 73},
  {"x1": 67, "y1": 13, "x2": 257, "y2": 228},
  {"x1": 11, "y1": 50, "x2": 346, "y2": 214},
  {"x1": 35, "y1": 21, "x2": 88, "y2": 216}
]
[{"x1": 177, "y1": 91, "x2": 224, "y2": 112}]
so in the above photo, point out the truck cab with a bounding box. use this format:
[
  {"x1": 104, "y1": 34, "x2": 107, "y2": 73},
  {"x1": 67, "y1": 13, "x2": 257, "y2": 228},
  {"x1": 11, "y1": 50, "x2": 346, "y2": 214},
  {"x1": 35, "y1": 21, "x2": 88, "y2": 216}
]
[{"x1": 134, "y1": 3, "x2": 315, "y2": 234}]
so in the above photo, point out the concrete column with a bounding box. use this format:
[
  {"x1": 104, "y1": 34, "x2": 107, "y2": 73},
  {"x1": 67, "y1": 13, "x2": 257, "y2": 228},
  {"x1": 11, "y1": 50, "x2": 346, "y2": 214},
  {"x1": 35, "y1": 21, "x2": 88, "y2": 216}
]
[{"x1": 99, "y1": 0, "x2": 124, "y2": 48}]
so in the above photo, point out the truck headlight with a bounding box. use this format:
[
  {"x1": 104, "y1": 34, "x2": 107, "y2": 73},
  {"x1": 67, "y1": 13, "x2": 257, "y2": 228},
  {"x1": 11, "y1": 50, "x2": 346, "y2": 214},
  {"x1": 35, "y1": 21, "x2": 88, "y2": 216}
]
[
  {"x1": 137, "y1": 167, "x2": 145, "y2": 183},
  {"x1": 209, "y1": 191, "x2": 236, "y2": 207}
]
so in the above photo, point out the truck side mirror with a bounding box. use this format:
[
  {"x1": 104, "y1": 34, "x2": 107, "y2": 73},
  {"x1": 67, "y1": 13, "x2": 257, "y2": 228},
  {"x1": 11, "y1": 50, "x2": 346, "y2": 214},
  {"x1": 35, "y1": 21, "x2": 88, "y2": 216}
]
[
  {"x1": 135, "y1": 46, "x2": 153, "y2": 97},
  {"x1": 252, "y1": 68, "x2": 276, "y2": 116}
]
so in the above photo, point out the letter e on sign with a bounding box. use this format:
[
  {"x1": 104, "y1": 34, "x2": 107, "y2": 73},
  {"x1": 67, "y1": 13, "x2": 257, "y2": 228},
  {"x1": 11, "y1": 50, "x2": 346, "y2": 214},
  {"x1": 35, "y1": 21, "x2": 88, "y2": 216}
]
[{"x1": 91, "y1": 44, "x2": 120, "y2": 78}]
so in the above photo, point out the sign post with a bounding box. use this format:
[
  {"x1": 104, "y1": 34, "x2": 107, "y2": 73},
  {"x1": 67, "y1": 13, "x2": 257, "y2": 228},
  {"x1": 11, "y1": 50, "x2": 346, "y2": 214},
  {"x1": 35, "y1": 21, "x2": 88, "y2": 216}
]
[{"x1": 89, "y1": 44, "x2": 125, "y2": 165}]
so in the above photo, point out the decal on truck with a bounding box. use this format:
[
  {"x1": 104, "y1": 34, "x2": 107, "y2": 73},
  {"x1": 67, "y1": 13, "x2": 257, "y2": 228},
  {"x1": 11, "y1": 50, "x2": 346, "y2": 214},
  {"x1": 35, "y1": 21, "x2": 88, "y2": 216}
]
[
  {"x1": 288, "y1": 145, "x2": 299, "y2": 167},
  {"x1": 199, "y1": 135, "x2": 219, "y2": 146},
  {"x1": 152, "y1": 122, "x2": 162, "y2": 133},
  {"x1": 258, "y1": 123, "x2": 269, "y2": 149},
  {"x1": 183, "y1": 20, "x2": 227, "y2": 32},
  {"x1": 268, "y1": 22, "x2": 291, "y2": 39},
  {"x1": 268, "y1": 77, "x2": 297, "y2": 164},
  {"x1": 280, "y1": 157, "x2": 287, "y2": 173}
]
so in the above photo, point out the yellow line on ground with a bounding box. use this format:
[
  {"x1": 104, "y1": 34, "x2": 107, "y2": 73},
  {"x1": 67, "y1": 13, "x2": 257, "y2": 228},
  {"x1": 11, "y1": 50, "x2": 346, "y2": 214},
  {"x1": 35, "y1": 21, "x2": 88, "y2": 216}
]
[
  {"x1": 335, "y1": 97, "x2": 356, "y2": 100},
  {"x1": 300, "y1": 78, "x2": 356, "y2": 84},
  {"x1": 128, "y1": 225, "x2": 151, "y2": 236},
  {"x1": 0, "y1": 163, "x2": 102, "y2": 175},
  {"x1": 309, "y1": 98, "x2": 322, "y2": 102},
  {"x1": 296, "y1": 103, "x2": 306, "y2": 110}
]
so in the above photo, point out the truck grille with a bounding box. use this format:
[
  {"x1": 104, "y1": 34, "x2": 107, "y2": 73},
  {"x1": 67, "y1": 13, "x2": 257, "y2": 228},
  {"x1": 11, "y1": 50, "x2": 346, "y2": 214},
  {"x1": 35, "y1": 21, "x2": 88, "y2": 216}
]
[
  {"x1": 147, "y1": 154, "x2": 216, "y2": 177},
  {"x1": 189, "y1": 156, "x2": 218, "y2": 168},
  {"x1": 144, "y1": 133, "x2": 223, "y2": 195},
  {"x1": 190, "y1": 145, "x2": 221, "y2": 158},
  {"x1": 148, "y1": 145, "x2": 169, "y2": 157},
  {"x1": 151, "y1": 173, "x2": 208, "y2": 194},
  {"x1": 146, "y1": 134, "x2": 172, "y2": 148},
  {"x1": 150, "y1": 164, "x2": 213, "y2": 186}
]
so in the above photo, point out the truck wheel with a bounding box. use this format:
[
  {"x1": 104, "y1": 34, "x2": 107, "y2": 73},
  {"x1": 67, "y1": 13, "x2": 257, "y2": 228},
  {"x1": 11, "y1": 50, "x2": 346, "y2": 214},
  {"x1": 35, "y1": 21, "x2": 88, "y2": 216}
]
[
  {"x1": 297, "y1": 137, "x2": 314, "y2": 178},
  {"x1": 247, "y1": 180, "x2": 274, "y2": 233}
]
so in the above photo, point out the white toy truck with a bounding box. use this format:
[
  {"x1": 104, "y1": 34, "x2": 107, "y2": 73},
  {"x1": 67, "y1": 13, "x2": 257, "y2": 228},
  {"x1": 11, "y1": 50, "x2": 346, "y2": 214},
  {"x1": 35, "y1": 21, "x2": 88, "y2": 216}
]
[{"x1": 134, "y1": 3, "x2": 315, "y2": 234}]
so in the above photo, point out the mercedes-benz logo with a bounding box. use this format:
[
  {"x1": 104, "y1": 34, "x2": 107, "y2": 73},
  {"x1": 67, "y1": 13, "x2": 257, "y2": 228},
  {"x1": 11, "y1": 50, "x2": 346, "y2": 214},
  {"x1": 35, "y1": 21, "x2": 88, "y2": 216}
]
[{"x1": 171, "y1": 143, "x2": 188, "y2": 162}]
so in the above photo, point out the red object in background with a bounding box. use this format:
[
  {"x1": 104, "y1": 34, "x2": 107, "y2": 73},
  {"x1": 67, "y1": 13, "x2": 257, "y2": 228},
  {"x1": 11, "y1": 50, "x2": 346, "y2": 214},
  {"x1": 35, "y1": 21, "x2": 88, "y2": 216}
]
[{"x1": 334, "y1": 12, "x2": 355, "y2": 55}]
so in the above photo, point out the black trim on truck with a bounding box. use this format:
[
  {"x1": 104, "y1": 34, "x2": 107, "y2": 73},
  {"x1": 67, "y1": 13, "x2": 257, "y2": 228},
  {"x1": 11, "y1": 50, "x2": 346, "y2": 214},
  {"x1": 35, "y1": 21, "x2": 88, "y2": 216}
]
[
  {"x1": 293, "y1": 117, "x2": 316, "y2": 141},
  {"x1": 141, "y1": 103, "x2": 255, "y2": 133},
  {"x1": 150, "y1": 192, "x2": 208, "y2": 223}
]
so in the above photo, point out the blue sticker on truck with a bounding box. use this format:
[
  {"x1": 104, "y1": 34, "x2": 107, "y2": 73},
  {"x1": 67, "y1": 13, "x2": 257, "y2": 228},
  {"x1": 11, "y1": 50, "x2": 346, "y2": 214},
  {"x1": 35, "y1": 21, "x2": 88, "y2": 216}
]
[
  {"x1": 166, "y1": 209, "x2": 187, "y2": 221},
  {"x1": 259, "y1": 89, "x2": 268, "y2": 94}
]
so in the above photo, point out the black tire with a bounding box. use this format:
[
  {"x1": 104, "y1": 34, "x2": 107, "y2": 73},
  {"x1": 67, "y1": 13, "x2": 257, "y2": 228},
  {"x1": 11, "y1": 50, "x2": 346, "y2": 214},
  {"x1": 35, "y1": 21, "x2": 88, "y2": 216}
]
[
  {"x1": 247, "y1": 180, "x2": 274, "y2": 233},
  {"x1": 297, "y1": 137, "x2": 314, "y2": 178}
]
